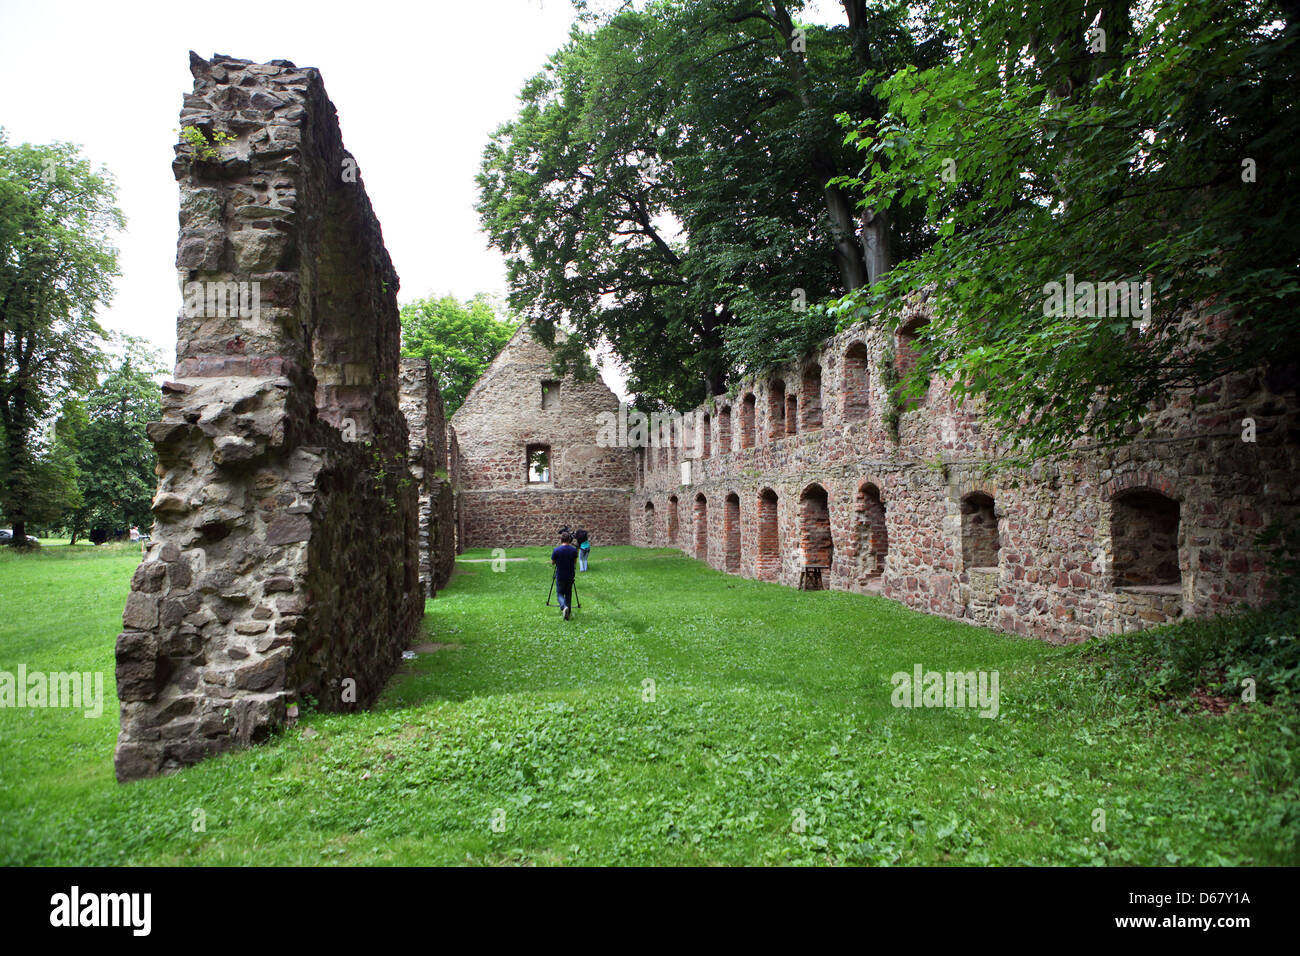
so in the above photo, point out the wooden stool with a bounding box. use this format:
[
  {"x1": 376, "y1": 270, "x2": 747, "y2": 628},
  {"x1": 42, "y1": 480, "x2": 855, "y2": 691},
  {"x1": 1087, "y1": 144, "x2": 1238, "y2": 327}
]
[{"x1": 799, "y1": 565, "x2": 827, "y2": 590}]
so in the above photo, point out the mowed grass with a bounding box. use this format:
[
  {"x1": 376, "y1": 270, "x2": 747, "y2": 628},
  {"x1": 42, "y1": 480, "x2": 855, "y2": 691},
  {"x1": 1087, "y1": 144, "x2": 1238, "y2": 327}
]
[{"x1": 0, "y1": 543, "x2": 1296, "y2": 865}]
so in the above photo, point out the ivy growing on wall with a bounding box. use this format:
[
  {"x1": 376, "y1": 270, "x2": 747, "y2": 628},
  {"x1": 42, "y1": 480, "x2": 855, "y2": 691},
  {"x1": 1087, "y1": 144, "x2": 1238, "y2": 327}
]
[{"x1": 878, "y1": 341, "x2": 902, "y2": 442}]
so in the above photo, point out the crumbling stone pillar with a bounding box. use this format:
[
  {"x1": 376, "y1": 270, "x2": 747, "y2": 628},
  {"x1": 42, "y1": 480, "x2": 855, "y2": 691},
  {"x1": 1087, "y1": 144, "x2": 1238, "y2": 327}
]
[
  {"x1": 400, "y1": 357, "x2": 456, "y2": 595},
  {"x1": 114, "y1": 53, "x2": 424, "y2": 781}
]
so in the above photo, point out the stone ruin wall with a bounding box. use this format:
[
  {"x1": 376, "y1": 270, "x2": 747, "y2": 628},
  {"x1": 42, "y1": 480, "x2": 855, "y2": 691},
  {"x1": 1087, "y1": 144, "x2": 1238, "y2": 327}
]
[
  {"x1": 633, "y1": 295, "x2": 1299, "y2": 644},
  {"x1": 115, "y1": 54, "x2": 454, "y2": 780},
  {"x1": 447, "y1": 424, "x2": 465, "y2": 554},
  {"x1": 400, "y1": 357, "x2": 456, "y2": 594},
  {"x1": 451, "y1": 327, "x2": 633, "y2": 547}
]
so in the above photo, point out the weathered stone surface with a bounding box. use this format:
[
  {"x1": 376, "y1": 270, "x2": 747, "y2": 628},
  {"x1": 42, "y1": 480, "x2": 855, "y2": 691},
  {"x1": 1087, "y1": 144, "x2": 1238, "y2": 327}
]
[
  {"x1": 627, "y1": 303, "x2": 1299, "y2": 644},
  {"x1": 400, "y1": 357, "x2": 457, "y2": 593},
  {"x1": 122, "y1": 592, "x2": 159, "y2": 630},
  {"x1": 114, "y1": 53, "x2": 433, "y2": 781},
  {"x1": 113, "y1": 742, "x2": 163, "y2": 782},
  {"x1": 232, "y1": 654, "x2": 284, "y2": 691},
  {"x1": 264, "y1": 513, "x2": 311, "y2": 545},
  {"x1": 451, "y1": 325, "x2": 633, "y2": 547},
  {"x1": 115, "y1": 631, "x2": 160, "y2": 701},
  {"x1": 213, "y1": 435, "x2": 260, "y2": 464}
]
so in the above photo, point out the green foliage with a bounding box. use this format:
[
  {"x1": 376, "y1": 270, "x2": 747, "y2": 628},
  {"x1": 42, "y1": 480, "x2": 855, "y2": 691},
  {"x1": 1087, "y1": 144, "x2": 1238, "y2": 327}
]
[
  {"x1": 58, "y1": 338, "x2": 163, "y2": 539},
  {"x1": 178, "y1": 126, "x2": 232, "y2": 162},
  {"x1": 398, "y1": 293, "x2": 518, "y2": 415},
  {"x1": 0, "y1": 130, "x2": 122, "y2": 539},
  {"x1": 835, "y1": 0, "x2": 1300, "y2": 461},
  {"x1": 1, "y1": 544, "x2": 1295, "y2": 865},
  {"x1": 877, "y1": 339, "x2": 901, "y2": 440},
  {"x1": 723, "y1": 302, "x2": 837, "y2": 381},
  {"x1": 359, "y1": 438, "x2": 416, "y2": 517},
  {"x1": 1256, "y1": 518, "x2": 1300, "y2": 610},
  {"x1": 477, "y1": 1, "x2": 940, "y2": 407},
  {"x1": 0, "y1": 427, "x2": 81, "y2": 532},
  {"x1": 1087, "y1": 605, "x2": 1300, "y2": 708}
]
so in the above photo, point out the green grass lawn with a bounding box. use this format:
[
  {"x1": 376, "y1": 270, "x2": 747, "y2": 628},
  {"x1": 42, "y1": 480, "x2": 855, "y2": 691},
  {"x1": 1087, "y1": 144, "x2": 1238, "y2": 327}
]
[{"x1": 0, "y1": 543, "x2": 1296, "y2": 865}]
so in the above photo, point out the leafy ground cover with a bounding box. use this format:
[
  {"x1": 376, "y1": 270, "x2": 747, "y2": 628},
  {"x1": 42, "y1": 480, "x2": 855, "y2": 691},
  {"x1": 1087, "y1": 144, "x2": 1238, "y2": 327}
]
[{"x1": 0, "y1": 544, "x2": 1295, "y2": 865}]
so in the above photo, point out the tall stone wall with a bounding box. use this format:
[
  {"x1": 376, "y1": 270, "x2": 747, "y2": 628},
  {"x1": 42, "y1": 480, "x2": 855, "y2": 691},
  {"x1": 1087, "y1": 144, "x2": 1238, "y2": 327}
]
[
  {"x1": 633, "y1": 297, "x2": 1298, "y2": 643},
  {"x1": 114, "y1": 54, "x2": 426, "y2": 781},
  {"x1": 448, "y1": 424, "x2": 464, "y2": 555},
  {"x1": 399, "y1": 357, "x2": 456, "y2": 594},
  {"x1": 451, "y1": 326, "x2": 633, "y2": 547}
]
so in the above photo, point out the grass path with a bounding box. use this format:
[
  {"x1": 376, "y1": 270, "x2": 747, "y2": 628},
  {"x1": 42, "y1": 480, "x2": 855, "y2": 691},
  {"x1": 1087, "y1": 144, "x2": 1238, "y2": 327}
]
[{"x1": 0, "y1": 544, "x2": 1295, "y2": 865}]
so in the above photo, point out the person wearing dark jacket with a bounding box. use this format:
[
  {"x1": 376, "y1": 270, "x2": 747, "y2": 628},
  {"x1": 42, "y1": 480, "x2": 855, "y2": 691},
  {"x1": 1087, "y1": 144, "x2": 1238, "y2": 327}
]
[
  {"x1": 551, "y1": 532, "x2": 579, "y2": 619},
  {"x1": 574, "y1": 527, "x2": 591, "y2": 571}
]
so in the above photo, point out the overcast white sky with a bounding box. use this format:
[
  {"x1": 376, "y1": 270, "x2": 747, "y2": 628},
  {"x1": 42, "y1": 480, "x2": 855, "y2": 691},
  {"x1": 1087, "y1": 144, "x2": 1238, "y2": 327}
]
[{"x1": 0, "y1": 0, "x2": 846, "y2": 399}]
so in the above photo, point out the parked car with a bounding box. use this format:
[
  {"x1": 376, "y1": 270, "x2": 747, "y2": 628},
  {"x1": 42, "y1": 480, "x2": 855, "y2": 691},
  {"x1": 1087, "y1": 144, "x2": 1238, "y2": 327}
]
[{"x1": 0, "y1": 529, "x2": 40, "y2": 545}]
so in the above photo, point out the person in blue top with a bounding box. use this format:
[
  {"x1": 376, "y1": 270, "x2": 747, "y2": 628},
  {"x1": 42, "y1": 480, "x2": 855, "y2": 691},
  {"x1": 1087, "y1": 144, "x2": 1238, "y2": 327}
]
[
  {"x1": 551, "y1": 531, "x2": 579, "y2": 620},
  {"x1": 574, "y1": 527, "x2": 591, "y2": 571}
]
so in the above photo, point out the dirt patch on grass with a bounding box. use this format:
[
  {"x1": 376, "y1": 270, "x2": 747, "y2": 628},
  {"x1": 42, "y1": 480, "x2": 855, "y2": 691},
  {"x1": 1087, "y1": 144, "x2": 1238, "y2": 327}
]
[{"x1": 1190, "y1": 687, "x2": 1235, "y2": 716}]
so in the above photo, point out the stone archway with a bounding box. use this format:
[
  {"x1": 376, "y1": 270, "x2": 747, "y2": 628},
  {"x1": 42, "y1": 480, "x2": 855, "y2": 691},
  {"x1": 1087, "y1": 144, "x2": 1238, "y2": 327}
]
[
  {"x1": 855, "y1": 482, "x2": 887, "y2": 582},
  {"x1": 757, "y1": 488, "x2": 780, "y2": 581},
  {"x1": 724, "y1": 492, "x2": 741, "y2": 572},
  {"x1": 768, "y1": 380, "x2": 786, "y2": 441},
  {"x1": 799, "y1": 483, "x2": 833, "y2": 570},
  {"x1": 694, "y1": 493, "x2": 708, "y2": 560},
  {"x1": 843, "y1": 342, "x2": 869, "y2": 422},
  {"x1": 801, "y1": 363, "x2": 822, "y2": 430},
  {"x1": 961, "y1": 492, "x2": 999, "y2": 569}
]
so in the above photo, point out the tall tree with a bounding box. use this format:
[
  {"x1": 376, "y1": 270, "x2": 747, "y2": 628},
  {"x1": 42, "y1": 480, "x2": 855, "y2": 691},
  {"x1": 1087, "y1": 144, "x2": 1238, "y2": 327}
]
[
  {"x1": 478, "y1": 0, "x2": 936, "y2": 407},
  {"x1": 0, "y1": 420, "x2": 81, "y2": 540},
  {"x1": 0, "y1": 131, "x2": 122, "y2": 543},
  {"x1": 399, "y1": 293, "x2": 520, "y2": 416},
  {"x1": 837, "y1": 0, "x2": 1300, "y2": 460},
  {"x1": 58, "y1": 338, "x2": 163, "y2": 544}
]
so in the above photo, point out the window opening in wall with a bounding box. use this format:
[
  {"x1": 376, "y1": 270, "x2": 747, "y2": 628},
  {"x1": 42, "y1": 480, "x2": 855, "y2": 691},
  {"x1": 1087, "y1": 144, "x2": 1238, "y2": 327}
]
[
  {"x1": 896, "y1": 319, "x2": 929, "y2": 410},
  {"x1": 724, "y1": 492, "x2": 741, "y2": 571},
  {"x1": 961, "y1": 492, "x2": 999, "y2": 568},
  {"x1": 757, "y1": 488, "x2": 780, "y2": 581},
  {"x1": 740, "y1": 394, "x2": 756, "y2": 448},
  {"x1": 855, "y1": 482, "x2": 887, "y2": 579},
  {"x1": 768, "y1": 380, "x2": 786, "y2": 441},
  {"x1": 527, "y1": 444, "x2": 551, "y2": 483},
  {"x1": 801, "y1": 363, "x2": 823, "y2": 430},
  {"x1": 694, "y1": 493, "x2": 708, "y2": 559},
  {"x1": 843, "y1": 342, "x2": 869, "y2": 422},
  {"x1": 1112, "y1": 489, "x2": 1181, "y2": 588},
  {"x1": 799, "y1": 483, "x2": 833, "y2": 569}
]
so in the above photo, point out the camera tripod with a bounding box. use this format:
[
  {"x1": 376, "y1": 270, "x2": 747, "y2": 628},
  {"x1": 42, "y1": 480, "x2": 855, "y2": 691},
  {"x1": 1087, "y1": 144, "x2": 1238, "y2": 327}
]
[{"x1": 545, "y1": 569, "x2": 581, "y2": 608}]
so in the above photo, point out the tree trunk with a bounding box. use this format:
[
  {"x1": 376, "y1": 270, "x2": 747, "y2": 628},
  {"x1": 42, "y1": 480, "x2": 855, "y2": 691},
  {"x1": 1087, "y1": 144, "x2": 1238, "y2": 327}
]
[
  {"x1": 769, "y1": 0, "x2": 871, "y2": 291},
  {"x1": 862, "y1": 205, "x2": 893, "y2": 285},
  {"x1": 3, "y1": 414, "x2": 29, "y2": 546},
  {"x1": 704, "y1": 364, "x2": 727, "y2": 398},
  {"x1": 821, "y1": 177, "x2": 870, "y2": 290},
  {"x1": 700, "y1": 306, "x2": 729, "y2": 397},
  {"x1": 842, "y1": 0, "x2": 895, "y2": 284}
]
